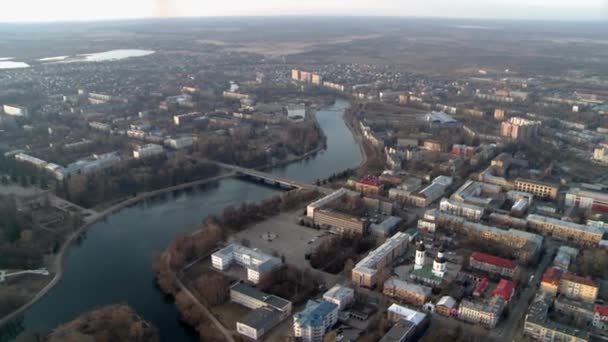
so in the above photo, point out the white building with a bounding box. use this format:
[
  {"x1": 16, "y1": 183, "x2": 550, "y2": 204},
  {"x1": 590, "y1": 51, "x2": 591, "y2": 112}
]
[
  {"x1": 133, "y1": 144, "x2": 164, "y2": 159},
  {"x1": 323, "y1": 285, "x2": 354, "y2": 310},
  {"x1": 439, "y1": 198, "x2": 485, "y2": 221},
  {"x1": 387, "y1": 304, "x2": 427, "y2": 325},
  {"x1": 164, "y1": 136, "x2": 194, "y2": 149},
  {"x1": 14, "y1": 153, "x2": 47, "y2": 168},
  {"x1": 293, "y1": 300, "x2": 339, "y2": 342},
  {"x1": 3, "y1": 104, "x2": 28, "y2": 117},
  {"x1": 212, "y1": 244, "x2": 282, "y2": 284}
]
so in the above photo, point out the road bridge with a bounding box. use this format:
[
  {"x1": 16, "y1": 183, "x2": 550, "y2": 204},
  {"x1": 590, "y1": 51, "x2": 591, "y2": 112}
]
[{"x1": 204, "y1": 160, "x2": 333, "y2": 194}]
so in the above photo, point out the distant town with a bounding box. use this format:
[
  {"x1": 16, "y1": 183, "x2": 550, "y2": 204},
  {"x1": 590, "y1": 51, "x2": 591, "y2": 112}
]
[{"x1": 0, "y1": 17, "x2": 608, "y2": 342}]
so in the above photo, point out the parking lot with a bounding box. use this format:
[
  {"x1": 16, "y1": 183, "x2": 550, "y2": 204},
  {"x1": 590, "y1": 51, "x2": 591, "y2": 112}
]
[{"x1": 228, "y1": 210, "x2": 343, "y2": 285}]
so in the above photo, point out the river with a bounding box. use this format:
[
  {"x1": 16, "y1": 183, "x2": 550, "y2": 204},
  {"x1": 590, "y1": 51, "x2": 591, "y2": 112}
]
[{"x1": 12, "y1": 99, "x2": 362, "y2": 341}]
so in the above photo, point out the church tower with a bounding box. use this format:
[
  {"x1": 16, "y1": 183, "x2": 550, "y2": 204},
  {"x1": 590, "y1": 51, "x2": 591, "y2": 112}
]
[
  {"x1": 432, "y1": 245, "x2": 447, "y2": 278},
  {"x1": 415, "y1": 240, "x2": 426, "y2": 270}
]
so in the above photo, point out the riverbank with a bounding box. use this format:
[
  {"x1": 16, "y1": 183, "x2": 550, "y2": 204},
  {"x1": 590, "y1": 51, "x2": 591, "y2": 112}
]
[
  {"x1": 0, "y1": 172, "x2": 235, "y2": 327},
  {"x1": 4, "y1": 98, "x2": 364, "y2": 340}
]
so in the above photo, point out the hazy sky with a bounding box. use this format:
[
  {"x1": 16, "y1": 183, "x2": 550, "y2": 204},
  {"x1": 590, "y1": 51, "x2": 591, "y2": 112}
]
[{"x1": 1, "y1": 0, "x2": 607, "y2": 22}]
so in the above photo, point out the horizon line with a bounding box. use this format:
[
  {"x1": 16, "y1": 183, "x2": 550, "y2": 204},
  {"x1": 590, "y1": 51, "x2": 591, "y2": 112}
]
[{"x1": 1, "y1": 14, "x2": 607, "y2": 25}]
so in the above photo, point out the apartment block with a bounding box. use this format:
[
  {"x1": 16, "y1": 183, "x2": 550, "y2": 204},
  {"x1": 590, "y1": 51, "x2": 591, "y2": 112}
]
[{"x1": 352, "y1": 232, "x2": 409, "y2": 288}]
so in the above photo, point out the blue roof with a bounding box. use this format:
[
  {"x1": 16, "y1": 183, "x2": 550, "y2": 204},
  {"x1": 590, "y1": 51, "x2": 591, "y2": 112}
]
[{"x1": 294, "y1": 300, "x2": 337, "y2": 328}]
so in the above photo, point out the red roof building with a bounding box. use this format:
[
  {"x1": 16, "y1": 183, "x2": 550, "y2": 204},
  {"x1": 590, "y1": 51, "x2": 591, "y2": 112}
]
[
  {"x1": 469, "y1": 252, "x2": 518, "y2": 278},
  {"x1": 595, "y1": 305, "x2": 608, "y2": 317},
  {"x1": 492, "y1": 279, "x2": 515, "y2": 302},
  {"x1": 474, "y1": 277, "x2": 489, "y2": 296}
]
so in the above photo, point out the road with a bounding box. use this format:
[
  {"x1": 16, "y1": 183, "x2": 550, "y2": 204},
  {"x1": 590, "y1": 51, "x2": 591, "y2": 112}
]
[{"x1": 490, "y1": 245, "x2": 556, "y2": 341}]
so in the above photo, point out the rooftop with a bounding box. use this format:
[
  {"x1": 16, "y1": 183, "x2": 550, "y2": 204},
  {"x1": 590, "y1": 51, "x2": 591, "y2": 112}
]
[
  {"x1": 384, "y1": 277, "x2": 432, "y2": 297},
  {"x1": 387, "y1": 304, "x2": 427, "y2": 326},
  {"x1": 470, "y1": 252, "x2": 517, "y2": 270},
  {"x1": 293, "y1": 300, "x2": 338, "y2": 328},
  {"x1": 527, "y1": 214, "x2": 605, "y2": 236},
  {"x1": 353, "y1": 232, "x2": 409, "y2": 277},
  {"x1": 230, "y1": 282, "x2": 291, "y2": 311},
  {"x1": 492, "y1": 279, "x2": 515, "y2": 302}
]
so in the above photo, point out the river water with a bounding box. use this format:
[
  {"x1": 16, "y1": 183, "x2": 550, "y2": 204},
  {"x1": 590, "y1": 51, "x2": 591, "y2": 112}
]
[{"x1": 13, "y1": 98, "x2": 361, "y2": 341}]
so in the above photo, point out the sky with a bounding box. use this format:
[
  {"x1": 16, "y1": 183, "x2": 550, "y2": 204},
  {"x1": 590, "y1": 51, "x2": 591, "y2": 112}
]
[{"x1": 1, "y1": 0, "x2": 607, "y2": 22}]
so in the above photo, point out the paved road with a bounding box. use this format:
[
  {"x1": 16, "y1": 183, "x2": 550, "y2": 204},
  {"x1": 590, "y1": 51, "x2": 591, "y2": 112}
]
[{"x1": 490, "y1": 245, "x2": 555, "y2": 341}]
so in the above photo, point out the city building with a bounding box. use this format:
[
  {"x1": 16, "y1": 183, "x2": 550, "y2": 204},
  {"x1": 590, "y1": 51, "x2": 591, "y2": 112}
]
[
  {"x1": 593, "y1": 305, "x2": 608, "y2": 330},
  {"x1": 524, "y1": 294, "x2": 589, "y2": 342},
  {"x1": 565, "y1": 188, "x2": 608, "y2": 213},
  {"x1": 212, "y1": 244, "x2": 282, "y2": 284},
  {"x1": 379, "y1": 319, "x2": 417, "y2": 342},
  {"x1": 457, "y1": 296, "x2": 505, "y2": 328},
  {"x1": 306, "y1": 188, "x2": 354, "y2": 218},
  {"x1": 540, "y1": 267, "x2": 598, "y2": 303},
  {"x1": 527, "y1": 214, "x2": 604, "y2": 247},
  {"x1": 559, "y1": 273, "x2": 598, "y2": 304},
  {"x1": 164, "y1": 136, "x2": 194, "y2": 149},
  {"x1": 322, "y1": 285, "x2": 354, "y2": 311},
  {"x1": 469, "y1": 252, "x2": 519, "y2": 278},
  {"x1": 491, "y1": 279, "x2": 515, "y2": 302},
  {"x1": 3, "y1": 104, "x2": 28, "y2": 117},
  {"x1": 230, "y1": 282, "x2": 292, "y2": 340},
  {"x1": 494, "y1": 108, "x2": 506, "y2": 120},
  {"x1": 348, "y1": 175, "x2": 384, "y2": 195},
  {"x1": 352, "y1": 232, "x2": 409, "y2": 288},
  {"x1": 14, "y1": 153, "x2": 48, "y2": 168},
  {"x1": 383, "y1": 277, "x2": 432, "y2": 306},
  {"x1": 514, "y1": 178, "x2": 559, "y2": 200},
  {"x1": 293, "y1": 300, "x2": 338, "y2": 342},
  {"x1": 313, "y1": 209, "x2": 368, "y2": 235},
  {"x1": 428, "y1": 210, "x2": 543, "y2": 262},
  {"x1": 436, "y1": 296, "x2": 457, "y2": 317},
  {"x1": 422, "y1": 140, "x2": 444, "y2": 152},
  {"x1": 439, "y1": 198, "x2": 485, "y2": 221},
  {"x1": 451, "y1": 144, "x2": 477, "y2": 157},
  {"x1": 409, "y1": 176, "x2": 453, "y2": 207},
  {"x1": 540, "y1": 267, "x2": 562, "y2": 295},
  {"x1": 424, "y1": 111, "x2": 459, "y2": 126},
  {"x1": 370, "y1": 216, "x2": 402, "y2": 237},
  {"x1": 65, "y1": 152, "x2": 121, "y2": 175},
  {"x1": 554, "y1": 296, "x2": 594, "y2": 326},
  {"x1": 173, "y1": 112, "x2": 204, "y2": 126},
  {"x1": 500, "y1": 117, "x2": 540, "y2": 140},
  {"x1": 133, "y1": 144, "x2": 164, "y2": 159},
  {"x1": 387, "y1": 304, "x2": 428, "y2": 325},
  {"x1": 414, "y1": 241, "x2": 426, "y2": 271},
  {"x1": 553, "y1": 246, "x2": 579, "y2": 271}
]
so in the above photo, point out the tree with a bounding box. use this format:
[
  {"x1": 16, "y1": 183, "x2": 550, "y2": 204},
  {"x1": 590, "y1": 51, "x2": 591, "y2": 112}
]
[
  {"x1": 195, "y1": 273, "x2": 229, "y2": 306},
  {"x1": 344, "y1": 258, "x2": 355, "y2": 277}
]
